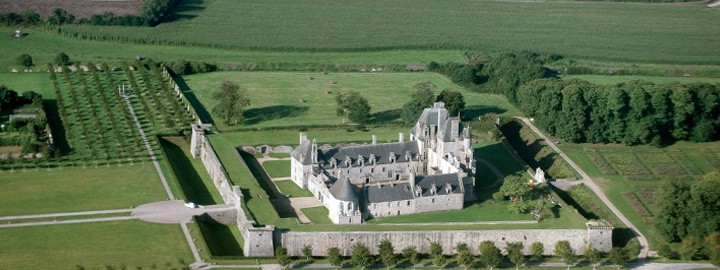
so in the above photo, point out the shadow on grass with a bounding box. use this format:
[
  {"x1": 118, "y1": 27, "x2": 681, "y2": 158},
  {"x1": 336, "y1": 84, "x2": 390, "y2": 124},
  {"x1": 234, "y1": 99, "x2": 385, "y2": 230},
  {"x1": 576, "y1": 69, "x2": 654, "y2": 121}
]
[
  {"x1": 499, "y1": 120, "x2": 567, "y2": 179},
  {"x1": 463, "y1": 105, "x2": 506, "y2": 120},
  {"x1": 237, "y1": 149, "x2": 297, "y2": 219},
  {"x1": 161, "y1": 0, "x2": 205, "y2": 23},
  {"x1": 160, "y1": 137, "x2": 218, "y2": 205},
  {"x1": 172, "y1": 74, "x2": 215, "y2": 125},
  {"x1": 44, "y1": 99, "x2": 71, "y2": 155},
  {"x1": 195, "y1": 216, "x2": 244, "y2": 256},
  {"x1": 243, "y1": 105, "x2": 309, "y2": 125},
  {"x1": 370, "y1": 108, "x2": 402, "y2": 124}
]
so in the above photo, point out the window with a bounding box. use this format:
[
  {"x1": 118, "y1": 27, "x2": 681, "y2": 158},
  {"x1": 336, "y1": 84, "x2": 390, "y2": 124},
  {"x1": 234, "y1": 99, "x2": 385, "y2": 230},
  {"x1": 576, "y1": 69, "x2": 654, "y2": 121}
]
[
  {"x1": 407, "y1": 201, "x2": 410, "y2": 206},
  {"x1": 382, "y1": 167, "x2": 386, "y2": 172},
  {"x1": 387, "y1": 202, "x2": 391, "y2": 207},
  {"x1": 371, "y1": 168, "x2": 374, "y2": 173}
]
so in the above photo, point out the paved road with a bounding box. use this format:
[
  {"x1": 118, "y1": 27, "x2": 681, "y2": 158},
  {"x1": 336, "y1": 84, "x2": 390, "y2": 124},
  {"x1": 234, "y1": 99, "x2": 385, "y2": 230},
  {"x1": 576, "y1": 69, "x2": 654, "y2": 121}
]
[
  {"x1": 132, "y1": 200, "x2": 235, "y2": 224},
  {"x1": 0, "y1": 216, "x2": 137, "y2": 228},
  {"x1": 0, "y1": 208, "x2": 131, "y2": 221},
  {"x1": 515, "y1": 117, "x2": 650, "y2": 259}
]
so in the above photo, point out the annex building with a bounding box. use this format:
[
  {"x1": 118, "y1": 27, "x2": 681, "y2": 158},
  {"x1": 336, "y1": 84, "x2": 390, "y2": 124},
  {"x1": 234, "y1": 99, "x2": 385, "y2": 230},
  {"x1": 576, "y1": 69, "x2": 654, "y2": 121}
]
[{"x1": 290, "y1": 102, "x2": 477, "y2": 224}]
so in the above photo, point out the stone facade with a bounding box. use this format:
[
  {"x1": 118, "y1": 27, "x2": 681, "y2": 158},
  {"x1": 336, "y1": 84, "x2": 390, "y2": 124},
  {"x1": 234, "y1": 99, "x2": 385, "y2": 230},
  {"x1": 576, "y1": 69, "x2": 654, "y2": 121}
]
[
  {"x1": 290, "y1": 102, "x2": 476, "y2": 224},
  {"x1": 280, "y1": 224, "x2": 612, "y2": 256}
]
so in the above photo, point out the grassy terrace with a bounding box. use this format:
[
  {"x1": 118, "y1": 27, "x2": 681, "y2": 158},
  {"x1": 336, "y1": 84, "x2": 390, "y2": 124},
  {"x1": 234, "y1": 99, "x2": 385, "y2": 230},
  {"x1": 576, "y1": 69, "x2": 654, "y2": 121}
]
[
  {"x1": 275, "y1": 180, "x2": 313, "y2": 198},
  {"x1": 182, "y1": 72, "x2": 518, "y2": 131},
  {"x1": 0, "y1": 164, "x2": 166, "y2": 216},
  {"x1": 208, "y1": 129, "x2": 587, "y2": 231},
  {"x1": 60, "y1": 0, "x2": 720, "y2": 64},
  {"x1": 557, "y1": 141, "x2": 720, "y2": 248},
  {"x1": 262, "y1": 160, "x2": 291, "y2": 179},
  {"x1": 0, "y1": 221, "x2": 193, "y2": 269}
]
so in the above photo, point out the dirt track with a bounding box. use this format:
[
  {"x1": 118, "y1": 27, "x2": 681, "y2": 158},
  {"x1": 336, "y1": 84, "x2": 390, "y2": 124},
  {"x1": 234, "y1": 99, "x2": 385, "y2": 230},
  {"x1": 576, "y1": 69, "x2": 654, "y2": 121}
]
[{"x1": 0, "y1": 0, "x2": 141, "y2": 18}]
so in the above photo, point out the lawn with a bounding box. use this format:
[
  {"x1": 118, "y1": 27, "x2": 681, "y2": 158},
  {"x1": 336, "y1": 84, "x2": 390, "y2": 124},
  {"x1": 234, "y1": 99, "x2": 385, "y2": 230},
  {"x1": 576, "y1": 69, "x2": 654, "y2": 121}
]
[
  {"x1": 0, "y1": 72, "x2": 52, "y2": 97},
  {"x1": 262, "y1": 160, "x2": 291, "y2": 179},
  {"x1": 182, "y1": 72, "x2": 519, "y2": 131},
  {"x1": 274, "y1": 180, "x2": 313, "y2": 198},
  {"x1": 58, "y1": 0, "x2": 720, "y2": 64},
  {"x1": 562, "y1": 75, "x2": 720, "y2": 84},
  {"x1": 0, "y1": 164, "x2": 167, "y2": 216},
  {"x1": 0, "y1": 220, "x2": 192, "y2": 269},
  {"x1": 160, "y1": 137, "x2": 225, "y2": 205},
  {"x1": 301, "y1": 206, "x2": 332, "y2": 224},
  {"x1": 367, "y1": 200, "x2": 535, "y2": 224},
  {"x1": 558, "y1": 141, "x2": 720, "y2": 248},
  {"x1": 499, "y1": 120, "x2": 575, "y2": 179}
]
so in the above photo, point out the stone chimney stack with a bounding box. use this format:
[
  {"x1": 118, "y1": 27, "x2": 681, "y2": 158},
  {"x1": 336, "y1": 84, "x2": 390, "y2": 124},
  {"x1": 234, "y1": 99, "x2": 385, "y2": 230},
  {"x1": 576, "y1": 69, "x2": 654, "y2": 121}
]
[
  {"x1": 451, "y1": 119, "x2": 459, "y2": 139},
  {"x1": 409, "y1": 172, "x2": 416, "y2": 188},
  {"x1": 372, "y1": 135, "x2": 377, "y2": 145},
  {"x1": 300, "y1": 132, "x2": 307, "y2": 144},
  {"x1": 399, "y1": 133, "x2": 405, "y2": 142}
]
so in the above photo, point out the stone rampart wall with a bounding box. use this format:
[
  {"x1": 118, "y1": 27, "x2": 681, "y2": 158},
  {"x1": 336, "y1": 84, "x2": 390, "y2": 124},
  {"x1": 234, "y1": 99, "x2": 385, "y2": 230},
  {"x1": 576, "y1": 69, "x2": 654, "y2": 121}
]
[{"x1": 280, "y1": 229, "x2": 610, "y2": 256}]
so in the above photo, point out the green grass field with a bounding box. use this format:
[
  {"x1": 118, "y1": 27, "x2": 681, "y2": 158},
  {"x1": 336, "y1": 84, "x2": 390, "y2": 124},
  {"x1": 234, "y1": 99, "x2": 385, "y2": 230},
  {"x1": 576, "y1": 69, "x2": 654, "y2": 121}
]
[
  {"x1": 368, "y1": 200, "x2": 535, "y2": 224},
  {"x1": 262, "y1": 160, "x2": 291, "y2": 179},
  {"x1": 0, "y1": 72, "x2": 52, "y2": 96},
  {"x1": 558, "y1": 141, "x2": 720, "y2": 248},
  {"x1": 274, "y1": 180, "x2": 313, "y2": 198},
  {"x1": 563, "y1": 75, "x2": 720, "y2": 84},
  {"x1": 301, "y1": 206, "x2": 333, "y2": 224},
  {"x1": 0, "y1": 220, "x2": 192, "y2": 269},
  {"x1": 183, "y1": 72, "x2": 519, "y2": 131},
  {"x1": 59, "y1": 0, "x2": 720, "y2": 64},
  {"x1": 0, "y1": 164, "x2": 167, "y2": 216}
]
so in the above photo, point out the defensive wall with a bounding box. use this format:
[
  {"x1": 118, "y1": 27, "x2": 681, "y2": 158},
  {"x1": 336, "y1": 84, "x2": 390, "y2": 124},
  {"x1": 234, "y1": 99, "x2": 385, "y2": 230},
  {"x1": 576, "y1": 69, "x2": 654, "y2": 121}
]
[{"x1": 189, "y1": 128, "x2": 612, "y2": 258}]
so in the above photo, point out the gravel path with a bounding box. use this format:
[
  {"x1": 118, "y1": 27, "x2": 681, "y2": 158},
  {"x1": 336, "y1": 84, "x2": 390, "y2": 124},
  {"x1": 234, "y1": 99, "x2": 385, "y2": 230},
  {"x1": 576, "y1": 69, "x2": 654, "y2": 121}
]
[
  {"x1": 515, "y1": 116, "x2": 650, "y2": 258},
  {"x1": 0, "y1": 216, "x2": 137, "y2": 229},
  {"x1": 0, "y1": 208, "x2": 131, "y2": 221}
]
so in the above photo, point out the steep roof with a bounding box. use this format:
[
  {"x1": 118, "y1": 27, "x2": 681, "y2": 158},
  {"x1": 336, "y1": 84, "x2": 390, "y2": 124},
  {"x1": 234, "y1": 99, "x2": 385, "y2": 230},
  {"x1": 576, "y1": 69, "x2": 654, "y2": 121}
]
[
  {"x1": 329, "y1": 175, "x2": 359, "y2": 202},
  {"x1": 290, "y1": 139, "x2": 314, "y2": 164},
  {"x1": 364, "y1": 182, "x2": 415, "y2": 203},
  {"x1": 318, "y1": 141, "x2": 419, "y2": 167},
  {"x1": 416, "y1": 174, "x2": 461, "y2": 197}
]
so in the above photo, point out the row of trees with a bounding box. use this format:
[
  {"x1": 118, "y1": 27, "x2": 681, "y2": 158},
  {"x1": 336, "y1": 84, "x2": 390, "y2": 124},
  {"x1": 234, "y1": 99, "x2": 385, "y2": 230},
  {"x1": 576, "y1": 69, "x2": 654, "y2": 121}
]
[
  {"x1": 276, "y1": 240, "x2": 631, "y2": 270},
  {"x1": 401, "y1": 81, "x2": 466, "y2": 124},
  {"x1": 656, "y1": 172, "x2": 720, "y2": 242},
  {"x1": 516, "y1": 79, "x2": 720, "y2": 144}
]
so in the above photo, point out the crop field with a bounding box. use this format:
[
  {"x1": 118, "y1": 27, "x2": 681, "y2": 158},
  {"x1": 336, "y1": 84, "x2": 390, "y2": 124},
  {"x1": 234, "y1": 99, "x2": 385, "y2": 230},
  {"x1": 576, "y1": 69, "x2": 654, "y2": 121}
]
[
  {"x1": 559, "y1": 141, "x2": 720, "y2": 247},
  {"x1": 59, "y1": 0, "x2": 720, "y2": 64},
  {"x1": 562, "y1": 75, "x2": 720, "y2": 84},
  {"x1": 183, "y1": 72, "x2": 519, "y2": 131},
  {"x1": 0, "y1": 0, "x2": 140, "y2": 18},
  {"x1": 47, "y1": 63, "x2": 193, "y2": 164}
]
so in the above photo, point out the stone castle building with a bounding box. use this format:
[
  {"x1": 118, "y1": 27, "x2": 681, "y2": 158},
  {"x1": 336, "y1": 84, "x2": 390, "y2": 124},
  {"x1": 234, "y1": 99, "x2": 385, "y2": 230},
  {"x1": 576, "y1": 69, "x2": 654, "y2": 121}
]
[{"x1": 290, "y1": 102, "x2": 476, "y2": 224}]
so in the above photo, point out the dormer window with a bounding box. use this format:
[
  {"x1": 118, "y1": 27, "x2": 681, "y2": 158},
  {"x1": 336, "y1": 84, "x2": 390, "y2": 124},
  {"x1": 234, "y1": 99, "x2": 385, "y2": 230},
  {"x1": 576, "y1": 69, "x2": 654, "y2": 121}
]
[
  {"x1": 345, "y1": 155, "x2": 352, "y2": 167},
  {"x1": 358, "y1": 155, "x2": 364, "y2": 166},
  {"x1": 330, "y1": 157, "x2": 337, "y2": 168},
  {"x1": 369, "y1": 154, "x2": 376, "y2": 165},
  {"x1": 389, "y1": 152, "x2": 396, "y2": 163}
]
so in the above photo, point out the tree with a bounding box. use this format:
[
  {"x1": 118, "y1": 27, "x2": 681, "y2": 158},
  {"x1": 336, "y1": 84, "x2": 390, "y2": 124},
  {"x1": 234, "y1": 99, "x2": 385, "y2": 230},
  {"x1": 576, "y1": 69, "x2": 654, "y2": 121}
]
[
  {"x1": 531, "y1": 242, "x2": 545, "y2": 263},
  {"x1": 336, "y1": 91, "x2": 371, "y2": 125},
  {"x1": 401, "y1": 246, "x2": 419, "y2": 267},
  {"x1": 436, "y1": 89, "x2": 465, "y2": 116},
  {"x1": 21, "y1": 11, "x2": 41, "y2": 25},
  {"x1": 493, "y1": 174, "x2": 531, "y2": 201},
  {"x1": 16, "y1": 54, "x2": 33, "y2": 68},
  {"x1": 455, "y1": 243, "x2": 475, "y2": 270},
  {"x1": 327, "y1": 247, "x2": 343, "y2": 268},
  {"x1": 657, "y1": 244, "x2": 675, "y2": 262},
  {"x1": 506, "y1": 242, "x2": 525, "y2": 270},
  {"x1": 47, "y1": 8, "x2": 75, "y2": 25},
  {"x1": 679, "y1": 236, "x2": 703, "y2": 261},
  {"x1": 429, "y1": 242, "x2": 446, "y2": 267},
  {"x1": 302, "y1": 245, "x2": 313, "y2": 263},
  {"x1": 350, "y1": 243, "x2": 372, "y2": 270},
  {"x1": 584, "y1": 246, "x2": 603, "y2": 270},
  {"x1": 554, "y1": 241, "x2": 577, "y2": 269},
  {"x1": 212, "y1": 81, "x2": 250, "y2": 126},
  {"x1": 55, "y1": 52, "x2": 70, "y2": 66},
  {"x1": 655, "y1": 180, "x2": 691, "y2": 241},
  {"x1": 275, "y1": 247, "x2": 291, "y2": 269},
  {"x1": 479, "y1": 241, "x2": 502, "y2": 270},
  {"x1": 687, "y1": 172, "x2": 720, "y2": 238},
  {"x1": 378, "y1": 239, "x2": 396, "y2": 269},
  {"x1": 705, "y1": 232, "x2": 720, "y2": 266},
  {"x1": 607, "y1": 247, "x2": 629, "y2": 269},
  {"x1": 401, "y1": 82, "x2": 436, "y2": 124}
]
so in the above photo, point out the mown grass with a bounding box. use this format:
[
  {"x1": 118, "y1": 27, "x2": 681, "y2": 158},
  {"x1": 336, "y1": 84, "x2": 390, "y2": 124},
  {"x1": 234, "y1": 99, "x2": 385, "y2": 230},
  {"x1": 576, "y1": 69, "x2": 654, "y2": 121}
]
[
  {"x1": 367, "y1": 201, "x2": 535, "y2": 224},
  {"x1": 0, "y1": 72, "x2": 52, "y2": 96},
  {"x1": 301, "y1": 206, "x2": 333, "y2": 224},
  {"x1": 499, "y1": 120, "x2": 574, "y2": 179},
  {"x1": 159, "y1": 137, "x2": 224, "y2": 205},
  {"x1": 59, "y1": 0, "x2": 720, "y2": 64},
  {"x1": 0, "y1": 164, "x2": 167, "y2": 216},
  {"x1": 562, "y1": 75, "x2": 720, "y2": 84},
  {"x1": 275, "y1": 180, "x2": 313, "y2": 198},
  {"x1": 183, "y1": 72, "x2": 518, "y2": 131},
  {"x1": 558, "y1": 141, "x2": 720, "y2": 249},
  {"x1": 262, "y1": 160, "x2": 291, "y2": 179},
  {"x1": 0, "y1": 220, "x2": 192, "y2": 269}
]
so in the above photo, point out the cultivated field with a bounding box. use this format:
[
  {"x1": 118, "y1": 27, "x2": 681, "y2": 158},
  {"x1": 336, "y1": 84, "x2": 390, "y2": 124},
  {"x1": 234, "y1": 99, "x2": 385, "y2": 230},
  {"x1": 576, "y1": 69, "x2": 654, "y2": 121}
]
[
  {"x1": 559, "y1": 141, "x2": 720, "y2": 247},
  {"x1": 0, "y1": 0, "x2": 141, "y2": 18},
  {"x1": 563, "y1": 75, "x2": 720, "y2": 84},
  {"x1": 59, "y1": 0, "x2": 720, "y2": 64},
  {"x1": 183, "y1": 72, "x2": 519, "y2": 131}
]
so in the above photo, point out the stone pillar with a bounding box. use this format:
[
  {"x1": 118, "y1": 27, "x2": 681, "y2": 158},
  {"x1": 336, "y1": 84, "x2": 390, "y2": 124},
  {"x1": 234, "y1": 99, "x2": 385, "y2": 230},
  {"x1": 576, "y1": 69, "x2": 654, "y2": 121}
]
[
  {"x1": 190, "y1": 124, "x2": 205, "y2": 159},
  {"x1": 399, "y1": 133, "x2": 405, "y2": 142},
  {"x1": 372, "y1": 135, "x2": 377, "y2": 145},
  {"x1": 300, "y1": 132, "x2": 307, "y2": 144}
]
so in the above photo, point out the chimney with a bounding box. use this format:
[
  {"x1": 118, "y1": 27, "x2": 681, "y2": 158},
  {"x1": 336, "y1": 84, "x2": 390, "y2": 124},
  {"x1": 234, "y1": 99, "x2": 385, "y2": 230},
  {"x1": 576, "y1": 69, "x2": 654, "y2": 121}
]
[
  {"x1": 372, "y1": 135, "x2": 377, "y2": 145},
  {"x1": 409, "y1": 172, "x2": 416, "y2": 188},
  {"x1": 399, "y1": 133, "x2": 405, "y2": 142},
  {"x1": 300, "y1": 132, "x2": 307, "y2": 144},
  {"x1": 451, "y1": 119, "x2": 459, "y2": 139}
]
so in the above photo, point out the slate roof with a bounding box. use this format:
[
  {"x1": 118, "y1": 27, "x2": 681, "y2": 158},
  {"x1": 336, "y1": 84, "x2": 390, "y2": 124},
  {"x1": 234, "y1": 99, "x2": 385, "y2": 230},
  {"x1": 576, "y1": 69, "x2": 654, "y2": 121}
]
[
  {"x1": 328, "y1": 175, "x2": 359, "y2": 202},
  {"x1": 416, "y1": 174, "x2": 461, "y2": 197},
  {"x1": 318, "y1": 141, "x2": 419, "y2": 167},
  {"x1": 364, "y1": 182, "x2": 415, "y2": 203},
  {"x1": 290, "y1": 139, "x2": 314, "y2": 165}
]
